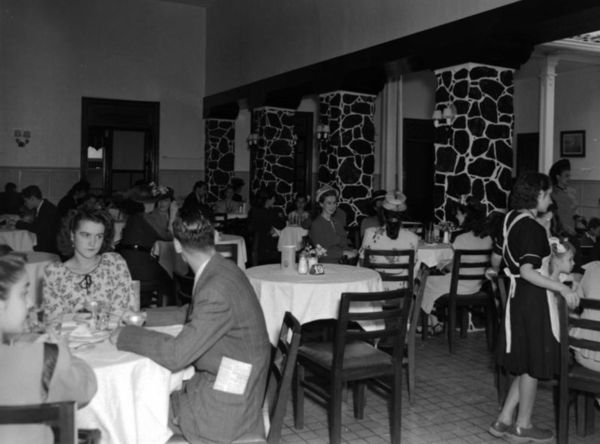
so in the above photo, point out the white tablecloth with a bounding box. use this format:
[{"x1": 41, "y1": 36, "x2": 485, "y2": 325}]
[
  {"x1": 277, "y1": 226, "x2": 308, "y2": 251},
  {"x1": 74, "y1": 322, "x2": 193, "y2": 444},
  {"x1": 23, "y1": 251, "x2": 60, "y2": 305},
  {"x1": 246, "y1": 264, "x2": 383, "y2": 344},
  {"x1": 0, "y1": 228, "x2": 37, "y2": 251},
  {"x1": 153, "y1": 234, "x2": 247, "y2": 277},
  {"x1": 417, "y1": 240, "x2": 454, "y2": 268}
]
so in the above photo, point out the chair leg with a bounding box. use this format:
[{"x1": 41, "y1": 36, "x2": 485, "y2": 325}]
[
  {"x1": 448, "y1": 306, "x2": 456, "y2": 354},
  {"x1": 576, "y1": 392, "x2": 586, "y2": 436},
  {"x1": 486, "y1": 299, "x2": 495, "y2": 351},
  {"x1": 329, "y1": 379, "x2": 343, "y2": 444},
  {"x1": 408, "y1": 340, "x2": 415, "y2": 404},
  {"x1": 557, "y1": 381, "x2": 569, "y2": 444},
  {"x1": 293, "y1": 364, "x2": 304, "y2": 430},
  {"x1": 459, "y1": 309, "x2": 468, "y2": 339},
  {"x1": 421, "y1": 310, "x2": 429, "y2": 342},
  {"x1": 390, "y1": 369, "x2": 402, "y2": 444},
  {"x1": 353, "y1": 382, "x2": 366, "y2": 420}
]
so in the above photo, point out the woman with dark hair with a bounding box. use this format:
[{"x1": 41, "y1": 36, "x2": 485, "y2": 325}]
[
  {"x1": 308, "y1": 186, "x2": 349, "y2": 264},
  {"x1": 549, "y1": 158, "x2": 582, "y2": 235},
  {"x1": 247, "y1": 187, "x2": 286, "y2": 265},
  {"x1": 43, "y1": 209, "x2": 136, "y2": 318},
  {"x1": 118, "y1": 184, "x2": 176, "y2": 304},
  {"x1": 358, "y1": 191, "x2": 419, "y2": 290},
  {"x1": 421, "y1": 196, "x2": 493, "y2": 323},
  {"x1": 488, "y1": 172, "x2": 579, "y2": 442}
]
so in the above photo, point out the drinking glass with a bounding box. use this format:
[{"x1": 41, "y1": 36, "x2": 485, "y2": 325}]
[
  {"x1": 28, "y1": 304, "x2": 46, "y2": 334},
  {"x1": 47, "y1": 314, "x2": 63, "y2": 336},
  {"x1": 85, "y1": 300, "x2": 105, "y2": 330}
]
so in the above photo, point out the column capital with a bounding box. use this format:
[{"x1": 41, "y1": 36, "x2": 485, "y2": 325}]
[{"x1": 538, "y1": 55, "x2": 560, "y2": 74}]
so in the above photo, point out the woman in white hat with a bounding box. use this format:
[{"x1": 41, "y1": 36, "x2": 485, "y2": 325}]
[
  {"x1": 358, "y1": 191, "x2": 419, "y2": 290},
  {"x1": 308, "y1": 186, "x2": 348, "y2": 264}
]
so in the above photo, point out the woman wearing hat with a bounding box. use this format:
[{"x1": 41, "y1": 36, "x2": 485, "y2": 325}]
[
  {"x1": 360, "y1": 190, "x2": 386, "y2": 238},
  {"x1": 358, "y1": 191, "x2": 419, "y2": 290},
  {"x1": 309, "y1": 186, "x2": 349, "y2": 264},
  {"x1": 549, "y1": 159, "x2": 582, "y2": 235},
  {"x1": 118, "y1": 184, "x2": 177, "y2": 305},
  {"x1": 421, "y1": 197, "x2": 492, "y2": 334}
]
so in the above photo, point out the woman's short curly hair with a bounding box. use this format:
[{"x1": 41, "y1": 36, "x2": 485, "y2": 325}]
[
  {"x1": 510, "y1": 172, "x2": 551, "y2": 210},
  {"x1": 457, "y1": 198, "x2": 490, "y2": 238},
  {"x1": 57, "y1": 209, "x2": 115, "y2": 257}
]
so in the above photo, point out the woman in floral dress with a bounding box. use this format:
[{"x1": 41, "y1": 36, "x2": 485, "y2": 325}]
[{"x1": 43, "y1": 209, "x2": 136, "y2": 318}]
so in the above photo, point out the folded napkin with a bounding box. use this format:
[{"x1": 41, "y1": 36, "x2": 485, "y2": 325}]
[{"x1": 70, "y1": 323, "x2": 94, "y2": 339}]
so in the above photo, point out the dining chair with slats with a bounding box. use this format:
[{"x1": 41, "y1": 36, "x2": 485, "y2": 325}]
[
  {"x1": 423, "y1": 249, "x2": 495, "y2": 354},
  {"x1": 215, "y1": 243, "x2": 238, "y2": 265},
  {"x1": 0, "y1": 401, "x2": 77, "y2": 444},
  {"x1": 293, "y1": 289, "x2": 411, "y2": 444},
  {"x1": 558, "y1": 297, "x2": 600, "y2": 444}
]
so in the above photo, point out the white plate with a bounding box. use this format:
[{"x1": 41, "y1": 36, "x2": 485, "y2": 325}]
[
  {"x1": 69, "y1": 330, "x2": 110, "y2": 343},
  {"x1": 74, "y1": 313, "x2": 92, "y2": 322}
]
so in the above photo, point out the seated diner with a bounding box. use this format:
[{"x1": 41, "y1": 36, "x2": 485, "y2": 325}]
[{"x1": 308, "y1": 185, "x2": 349, "y2": 264}]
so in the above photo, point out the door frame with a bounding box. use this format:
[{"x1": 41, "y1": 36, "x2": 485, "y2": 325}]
[{"x1": 81, "y1": 98, "x2": 160, "y2": 195}]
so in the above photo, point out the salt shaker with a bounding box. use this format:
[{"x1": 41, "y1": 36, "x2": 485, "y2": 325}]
[{"x1": 298, "y1": 256, "x2": 308, "y2": 274}]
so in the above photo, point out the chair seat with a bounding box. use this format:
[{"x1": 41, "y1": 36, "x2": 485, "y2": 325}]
[
  {"x1": 569, "y1": 363, "x2": 600, "y2": 388},
  {"x1": 299, "y1": 341, "x2": 393, "y2": 371}
]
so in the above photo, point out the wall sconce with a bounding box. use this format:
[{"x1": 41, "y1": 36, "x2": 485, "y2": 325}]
[
  {"x1": 247, "y1": 132, "x2": 259, "y2": 148},
  {"x1": 290, "y1": 134, "x2": 298, "y2": 147},
  {"x1": 432, "y1": 105, "x2": 456, "y2": 127},
  {"x1": 316, "y1": 124, "x2": 330, "y2": 141},
  {"x1": 14, "y1": 130, "x2": 31, "y2": 147}
]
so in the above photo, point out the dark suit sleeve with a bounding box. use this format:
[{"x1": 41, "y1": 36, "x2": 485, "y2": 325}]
[
  {"x1": 117, "y1": 285, "x2": 233, "y2": 372},
  {"x1": 15, "y1": 218, "x2": 38, "y2": 233}
]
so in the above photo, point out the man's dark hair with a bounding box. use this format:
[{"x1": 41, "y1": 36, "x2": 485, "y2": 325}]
[
  {"x1": 193, "y1": 181, "x2": 207, "y2": 190},
  {"x1": 588, "y1": 217, "x2": 600, "y2": 230},
  {"x1": 4, "y1": 182, "x2": 17, "y2": 192},
  {"x1": 173, "y1": 207, "x2": 215, "y2": 251},
  {"x1": 72, "y1": 180, "x2": 91, "y2": 194},
  {"x1": 21, "y1": 185, "x2": 42, "y2": 200}
]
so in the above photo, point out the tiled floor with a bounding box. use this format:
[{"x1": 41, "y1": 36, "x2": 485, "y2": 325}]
[{"x1": 281, "y1": 332, "x2": 600, "y2": 444}]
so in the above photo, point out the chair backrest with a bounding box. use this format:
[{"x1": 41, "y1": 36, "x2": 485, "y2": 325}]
[
  {"x1": 173, "y1": 271, "x2": 194, "y2": 306},
  {"x1": 402, "y1": 221, "x2": 423, "y2": 236},
  {"x1": 363, "y1": 249, "x2": 415, "y2": 286},
  {"x1": 264, "y1": 312, "x2": 301, "y2": 444},
  {"x1": 448, "y1": 249, "x2": 492, "y2": 297},
  {"x1": 216, "y1": 243, "x2": 238, "y2": 264},
  {"x1": 213, "y1": 212, "x2": 228, "y2": 232},
  {"x1": 334, "y1": 290, "x2": 411, "y2": 367},
  {"x1": 0, "y1": 401, "x2": 76, "y2": 444}
]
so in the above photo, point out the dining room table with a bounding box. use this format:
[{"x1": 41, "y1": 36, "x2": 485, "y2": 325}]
[
  {"x1": 277, "y1": 225, "x2": 308, "y2": 252},
  {"x1": 61, "y1": 315, "x2": 194, "y2": 444},
  {"x1": 0, "y1": 227, "x2": 37, "y2": 251},
  {"x1": 417, "y1": 239, "x2": 454, "y2": 268},
  {"x1": 152, "y1": 233, "x2": 247, "y2": 278},
  {"x1": 246, "y1": 263, "x2": 384, "y2": 345}
]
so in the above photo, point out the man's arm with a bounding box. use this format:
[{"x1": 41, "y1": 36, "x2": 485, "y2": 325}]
[{"x1": 116, "y1": 286, "x2": 233, "y2": 372}]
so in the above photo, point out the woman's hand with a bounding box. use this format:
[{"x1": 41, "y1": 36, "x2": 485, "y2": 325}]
[
  {"x1": 485, "y1": 267, "x2": 498, "y2": 280},
  {"x1": 436, "y1": 259, "x2": 452, "y2": 272},
  {"x1": 560, "y1": 287, "x2": 580, "y2": 310}
]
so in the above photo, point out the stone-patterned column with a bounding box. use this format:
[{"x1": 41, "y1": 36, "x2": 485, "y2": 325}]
[
  {"x1": 205, "y1": 119, "x2": 236, "y2": 202},
  {"x1": 250, "y1": 107, "x2": 296, "y2": 210},
  {"x1": 319, "y1": 91, "x2": 376, "y2": 227},
  {"x1": 433, "y1": 63, "x2": 514, "y2": 221}
]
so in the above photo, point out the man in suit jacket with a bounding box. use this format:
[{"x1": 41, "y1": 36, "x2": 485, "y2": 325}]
[
  {"x1": 182, "y1": 180, "x2": 213, "y2": 221},
  {"x1": 14, "y1": 185, "x2": 61, "y2": 254},
  {"x1": 110, "y1": 208, "x2": 270, "y2": 443}
]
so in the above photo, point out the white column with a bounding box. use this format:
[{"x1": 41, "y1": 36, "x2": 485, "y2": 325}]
[
  {"x1": 379, "y1": 76, "x2": 403, "y2": 191},
  {"x1": 538, "y1": 56, "x2": 559, "y2": 174}
]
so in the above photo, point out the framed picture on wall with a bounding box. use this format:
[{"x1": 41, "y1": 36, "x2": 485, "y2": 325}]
[{"x1": 560, "y1": 130, "x2": 586, "y2": 157}]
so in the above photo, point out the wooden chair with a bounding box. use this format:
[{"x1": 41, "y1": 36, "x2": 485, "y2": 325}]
[
  {"x1": 423, "y1": 249, "x2": 494, "y2": 354},
  {"x1": 363, "y1": 249, "x2": 415, "y2": 290},
  {"x1": 173, "y1": 271, "x2": 194, "y2": 306},
  {"x1": 558, "y1": 297, "x2": 600, "y2": 444},
  {"x1": 493, "y1": 274, "x2": 511, "y2": 406},
  {"x1": 293, "y1": 289, "x2": 411, "y2": 444},
  {"x1": 168, "y1": 312, "x2": 302, "y2": 444},
  {"x1": 0, "y1": 401, "x2": 76, "y2": 444},
  {"x1": 213, "y1": 212, "x2": 228, "y2": 233},
  {"x1": 215, "y1": 243, "x2": 238, "y2": 264}
]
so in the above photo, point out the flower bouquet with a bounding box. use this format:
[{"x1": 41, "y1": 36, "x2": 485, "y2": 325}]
[{"x1": 298, "y1": 244, "x2": 327, "y2": 274}]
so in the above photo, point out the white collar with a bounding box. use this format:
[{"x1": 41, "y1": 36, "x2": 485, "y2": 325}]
[
  {"x1": 36, "y1": 200, "x2": 44, "y2": 215},
  {"x1": 193, "y1": 256, "x2": 210, "y2": 293}
]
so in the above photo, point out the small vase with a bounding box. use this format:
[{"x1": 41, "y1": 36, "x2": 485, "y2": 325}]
[
  {"x1": 308, "y1": 257, "x2": 318, "y2": 270},
  {"x1": 442, "y1": 230, "x2": 451, "y2": 244},
  {"x1": 298, "y1": 257, "x2": 308, "y2": 274}
]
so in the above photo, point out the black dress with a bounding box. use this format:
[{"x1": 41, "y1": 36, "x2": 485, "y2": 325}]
[{"x1": 495, "y1": 210, "x2": 558, "y2": 379}]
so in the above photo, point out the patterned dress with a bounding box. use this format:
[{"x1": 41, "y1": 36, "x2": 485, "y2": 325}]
[
  {"x1": 359, "y1": 226, "x2": 419, "y2": 290},
  {"x1": 43, "y1": 252, "x2": 136, "y2": 318}
]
